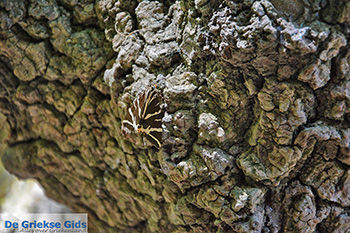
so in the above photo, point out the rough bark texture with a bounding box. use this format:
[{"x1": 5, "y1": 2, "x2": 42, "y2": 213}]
[{"x1": 0, "y1": 0, "x2": 349, "y2": 232}]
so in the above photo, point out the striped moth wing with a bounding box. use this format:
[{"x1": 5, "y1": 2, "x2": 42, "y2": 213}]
[{"x1": 122, "y1": 87, "x2": 164, "y2": 149}]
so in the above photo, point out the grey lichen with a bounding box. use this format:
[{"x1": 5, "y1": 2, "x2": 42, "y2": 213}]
[{"x1": 0, "y1": 0, "x2": 349, "y2": 232}]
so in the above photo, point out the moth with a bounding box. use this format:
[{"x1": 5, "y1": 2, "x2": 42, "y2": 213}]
[{"x1": 121, "y1": 86, "x2": 164, "y2": 149}]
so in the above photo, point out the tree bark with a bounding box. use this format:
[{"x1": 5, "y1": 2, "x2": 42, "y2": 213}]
[{"x1": 0, "y1": 0, "x2": 349, "y2": 232}]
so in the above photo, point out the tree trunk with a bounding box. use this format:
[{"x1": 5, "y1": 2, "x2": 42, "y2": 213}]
[{"x1": 0, "y1": 0, "x2": 349, "y2": 232}]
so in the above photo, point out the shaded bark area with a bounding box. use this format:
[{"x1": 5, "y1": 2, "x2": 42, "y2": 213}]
[{"x1": 0, "y1": 0, "x2": 349, "y2": 232}]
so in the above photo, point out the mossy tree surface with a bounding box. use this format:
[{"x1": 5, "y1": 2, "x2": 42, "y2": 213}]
[{"x1": 0, "y1": 0, "x2": 349, "y2": 232}]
